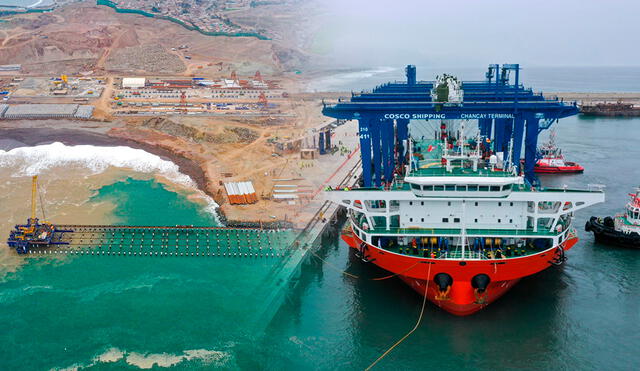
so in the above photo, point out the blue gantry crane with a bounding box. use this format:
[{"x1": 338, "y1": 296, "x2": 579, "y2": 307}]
[{"x1": 322, "y1": 64, "x2": 578, "y2": 187}]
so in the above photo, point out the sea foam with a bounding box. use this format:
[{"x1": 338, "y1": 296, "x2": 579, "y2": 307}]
[
  {"x1": 0, "y1": 142, "x2": 194, "y2": 187},
  {"x1": 52, "y1": 347, "x2": 230, "y2": 370},
  {"x1": 0, "y1": 142, "x2": 219, "y2": 216}
]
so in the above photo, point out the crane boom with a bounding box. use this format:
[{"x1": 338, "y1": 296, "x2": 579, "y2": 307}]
[{"x1": 31, "y1": 175, "x2": 37, "y2": 222}]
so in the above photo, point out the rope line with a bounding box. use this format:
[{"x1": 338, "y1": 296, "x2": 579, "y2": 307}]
[
  {"x1": 365, "y1": 262, "x2": 432, "y2": 371},
  {"x1": 309, "y1": 248, "x2": 423, "y2": 282},
  {"x1": 309, "y1": 249, "x2": 360, "y2": 279},
  {"x1": 370, "y1": 261, "x2": 421, "y2": 281}
]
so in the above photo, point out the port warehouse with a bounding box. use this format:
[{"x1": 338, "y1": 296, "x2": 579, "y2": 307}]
[{"x1": 0, "y1": 104, "x2": 94, "y2": 119}]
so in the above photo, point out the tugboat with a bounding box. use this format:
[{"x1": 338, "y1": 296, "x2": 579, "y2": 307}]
[
  {"x1": 326, "y1": 123, "x2": 605, "y2": 316},
  {"x1": 585, "y1": 189, "x2": 640, "y2": 248},
  {"x1": 534, "y1": 130, "x2": 584, "y2": 174},
  {"x1": 7, "y1": 176, "x2": 70, "y2": 254}
]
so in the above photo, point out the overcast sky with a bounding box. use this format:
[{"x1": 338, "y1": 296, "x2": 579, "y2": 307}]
[{"x1": 314, "y1": 0, "x2": 640, "y2": 68}]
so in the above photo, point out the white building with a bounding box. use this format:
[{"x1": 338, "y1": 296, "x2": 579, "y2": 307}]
[{"x1": 122, "y1": 78, "x2": 146, "y2": 89}]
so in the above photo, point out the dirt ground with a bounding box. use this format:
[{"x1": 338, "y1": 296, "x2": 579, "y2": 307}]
[
  {"x1": 0, "y1": 1, "x2": 307, "y2": 77},
  {"x1": 0, "y1": 1, "x2": 354, "y2": 227},
  {"x1": 102, "y1": 91, "x2": 356, "y2": 228}
]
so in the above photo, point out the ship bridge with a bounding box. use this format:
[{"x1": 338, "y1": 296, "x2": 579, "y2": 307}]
[{"x1": 322, "y1": 64, "x2": 579, "y2": 186}]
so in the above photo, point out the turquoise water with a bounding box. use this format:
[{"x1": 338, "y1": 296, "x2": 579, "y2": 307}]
[
  {"x1": 0, "y1": 0, "x2": 53, "y2": 8},
  {"x1": 0, "y1": 178, "x2": 294, "y2": 370},
  {"x1": 2, "y1": 117, "x2": 640, "y2": 370},
  {"x1": 90, "y1": 178, "x2": 217, "y2": 226}
]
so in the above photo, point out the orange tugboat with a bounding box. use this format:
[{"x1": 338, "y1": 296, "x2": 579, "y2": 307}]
[
  {"x1": 534, "y1": 131, "x2": 584, "y2": 174},
  {"x1": 326, "y1": 125, "x2": 604, "y2": 316}
]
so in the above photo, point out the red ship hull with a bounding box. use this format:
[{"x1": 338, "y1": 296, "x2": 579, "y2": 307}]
[
  {"x1": 342, "y1": 227, "x2": 578, "y2": 316},
  {"x1": 534, "y1": 163, "x2": 584, "y2": 174}
]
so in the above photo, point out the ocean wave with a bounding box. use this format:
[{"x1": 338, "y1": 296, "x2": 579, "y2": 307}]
[
  {"x1": 307, "y1": 66, "x2": 398, "y2": 91},
  {"x1": 0, "y1": 285, "x2": 54, "y2": 304},
  {"x1": 0, "y1": 142, "x2": 194, "y2": 188},
  {"x1": 52, "y1": 347, "x2": 230, "y2": 370},
  {"x1": 0, "y1": 142, "x2": 220, "y2": 217}
]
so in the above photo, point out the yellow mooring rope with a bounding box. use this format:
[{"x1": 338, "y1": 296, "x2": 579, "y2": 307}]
[
  {"x1": 309, "y1": 249, "x2": 421, "y2": 281},
  {"x1": 365, "y1": 262, "x2": 432, "y2": 371}
]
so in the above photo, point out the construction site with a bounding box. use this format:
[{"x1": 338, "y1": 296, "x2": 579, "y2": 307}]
[{"x1": 110, "y1": 72, "x2": 289, "y2": 116}]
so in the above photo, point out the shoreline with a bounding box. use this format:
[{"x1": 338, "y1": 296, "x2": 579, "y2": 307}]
[
  {"x1": 0, "y1": 126, "x2": 209, "y2": 198},
  {"x1": 0, "y1": 127, "x2": 295, "y2": 229}
]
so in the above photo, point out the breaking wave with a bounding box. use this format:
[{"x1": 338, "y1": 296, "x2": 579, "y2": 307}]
[
  {"x1": 0, "y1": 142, "x2": 194, "y2": 187},
  {"x1": 0, "y1": 142, "x2": 219, "y2": 216},
  {"x1": 54, "y1": 347, "x2": 230, "y2": 370}
]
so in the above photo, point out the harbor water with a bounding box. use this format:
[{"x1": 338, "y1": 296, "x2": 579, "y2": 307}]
[{"x1": 1, "y1": 118, "x2": 639, "y2": 369}]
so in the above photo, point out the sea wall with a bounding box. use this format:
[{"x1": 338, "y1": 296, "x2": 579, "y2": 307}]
[{"x1": 96, "y1": 0, "x2": 269, "y2": 40}]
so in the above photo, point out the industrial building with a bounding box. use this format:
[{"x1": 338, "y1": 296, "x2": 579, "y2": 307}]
[
  {"x1": 0, "y1": 104, "x2": 94, "y2": 119},
  {"x1": 122, "y1": 78, "x2": 146, "y2": 89},
  {"x1": 0, "y1": 64, "x2": 21, "y2": 72}
]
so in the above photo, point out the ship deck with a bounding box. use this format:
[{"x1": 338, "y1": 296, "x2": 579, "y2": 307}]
[{"x1": 375, "y1": 241, "x2": 548, "y2": 260}]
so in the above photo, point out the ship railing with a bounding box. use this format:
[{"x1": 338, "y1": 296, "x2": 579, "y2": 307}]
[{"x1": 360, "y1": 226, "x2": 557, "y2": 237}]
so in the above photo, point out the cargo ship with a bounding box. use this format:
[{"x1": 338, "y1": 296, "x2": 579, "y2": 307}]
[
  {"x1": 534, "y1": 131, "x2": 584, "y2": 174},
  {"x1": 585, "y1": 189, "x2": 640, "y2": 248},
  {"x1": 325, "y1": 124, "x2": 604, "y2": 316},
  {"x1": 581, "y1": 102, "x2": 640, "y2": 117}
]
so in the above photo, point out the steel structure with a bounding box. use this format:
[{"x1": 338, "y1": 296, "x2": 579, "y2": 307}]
[{"x1": 322, "y1": 64, "x2": 578, "y2": 187}]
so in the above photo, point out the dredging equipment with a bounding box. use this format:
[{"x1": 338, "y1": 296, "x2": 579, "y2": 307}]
[{"x1": 7, "y1": 176, "x2": 72, "y2": 254}]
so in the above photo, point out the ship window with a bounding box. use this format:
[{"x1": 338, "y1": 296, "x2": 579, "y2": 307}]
[
  {"x1": 456, "y1": 185, "x2": 466, "y2": 191},
  {"x1": 445, "y1": 185, "x2": 455, "y2": 191},
  {"x1": 479, "y1": 186, "x2": 489, "y2": 191},
  {"x1": 434, "y1": 185, "x2": 444, "y2": 191},
  {"x1": 421, "y1": 201, "x2": 424, "y2": 206},
  {"x1": 510, "y1": 219, "x2": 513, "y2": 223},
  {"x1": 475, "y1": 202, "x2": 479, "y2": 206},
  {"x1": 447, "y1": 202, "x2": 452, "y2": 206},
  {"x1": 468, "y1": 185, "x2": 478, "y2": 191},
  {"x1": 421, "y1": 218, "x2": 424, "y2": 222},
  {"x1": 490, "y1": 186, "x2": 500, "y2": 192},
  {"x1": 409, "y1": 201, "x2": 413, "y2": 205},
  {"x1": 510, "y1": 202, "x2": 514, "y2": 207},
  {"x1": 474, "y1": 218, "x2": 478, "y2": 223},
  {"x1": 442, "y1": 218, "x2": 449, "y2": 223},
  {"x1": 498, "y1": 219, "x2": 502, "y2": 223},
  {"x1": 498, "y1": 202, "x2": 502, "y2": 207},
  {"x1": 503, "y1": 184, "x2": 512, "y2": 191},
  {"x1": 411, "y1": 183, "x2": 420, "y2": 190},
  {"x1": 454, "y1": 218, "x2": 460, "y2": 223},
  {"x1": 424, "y1": 185, "x2": 434, "y2": 191}
]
